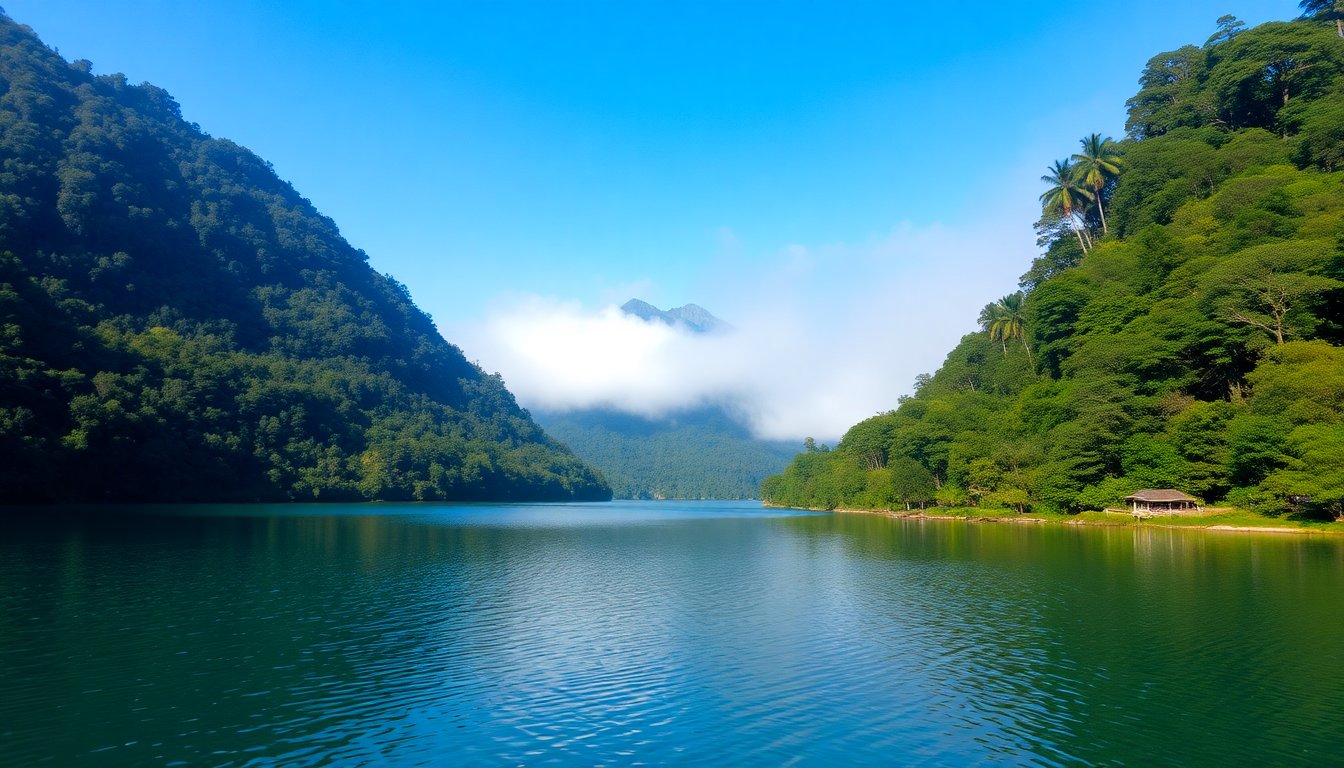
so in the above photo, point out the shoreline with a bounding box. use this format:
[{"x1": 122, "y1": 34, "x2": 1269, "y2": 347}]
[{"x1": 766, "y1": 504, "x2": 1344, "y2": 536}]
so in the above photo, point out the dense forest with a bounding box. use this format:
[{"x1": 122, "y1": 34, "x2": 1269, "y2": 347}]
[
  {"x1": 536, "y1": 406, "x2": 795, "y2": 499},
  {"x1": 0, "y1": 14, "x2": 610, "y2": 502},
  {"x1": 763, "y1": 9, "x2": 1344, "y2": 521}
]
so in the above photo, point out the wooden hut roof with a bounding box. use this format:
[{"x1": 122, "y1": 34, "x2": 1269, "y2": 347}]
[{"x1": 1125, "y1": 489, "x2": 1197, "y2": 503}]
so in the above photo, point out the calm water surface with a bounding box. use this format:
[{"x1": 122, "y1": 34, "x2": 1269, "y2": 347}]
[{"x1": 2, "y1": 501, "x2": 1342, "y2": 766}]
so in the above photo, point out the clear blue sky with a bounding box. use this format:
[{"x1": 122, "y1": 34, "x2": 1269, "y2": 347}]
[{"x1": 3, "y1": 1, "x2": 1303, "y2": 435}]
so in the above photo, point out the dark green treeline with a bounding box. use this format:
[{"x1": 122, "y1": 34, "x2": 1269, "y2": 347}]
[
  {"x1": 0, "y1": 14, "x2": 610, "y2": 502},
  {"x1": 536, "y1": 407, "x2": 796, "y2": 500},
  {"x1": 763, "y1": 10, "x2": 1344, "y2": 521}
]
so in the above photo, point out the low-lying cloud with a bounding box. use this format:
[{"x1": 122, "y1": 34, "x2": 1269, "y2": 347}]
[{"x1": 455, "y1": 209, "x2": 1037, "y2": 443}]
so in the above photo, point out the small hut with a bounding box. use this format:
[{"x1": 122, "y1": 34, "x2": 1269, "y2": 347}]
[{"x1": 1124, "y1": 489, "x2": 1201, "y2": 516}]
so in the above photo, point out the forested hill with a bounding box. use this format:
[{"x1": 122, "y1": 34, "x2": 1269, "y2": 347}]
[
  {"x1": 763, "y1": 11, "x2": 1344, "y2": 521},
  {"x1": 535, "y1": 406, "x2": 796, "y2": 500},
  {"x1": 0, "y1": 14, "x2": 610, "y2": 502}
]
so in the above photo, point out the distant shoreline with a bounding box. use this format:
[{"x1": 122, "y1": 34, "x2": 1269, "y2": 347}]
[{"x1": 763, "y1": 503, "x2": 1344, "y2": 536}]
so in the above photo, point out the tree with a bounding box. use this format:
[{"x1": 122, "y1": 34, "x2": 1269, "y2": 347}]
[
  {"x1": 989, "y1": 486, "x2": 1030, "y2": 514},
  {"x1": 0, "y1": 16, "x2": 613, "y2": 503},
  {"x1": 1289, "y1": 85, "x2": 1344, "y2": 169},
  {"x1": 1040, "y1": 159, "x2": 1094, "y2": 253},
  {"x1": 935, "y1": 484, "x2": 968, "y2": 508},
  {"x1": 979, "y1": 303, "x2": 1007, "y2": 353},
  {"x1": 1244, "y1": 341, "x2": 1344, "y2": 420},
  {"x1": 1125, "y1": 46, "x2": 1212, "y2": 138},
  {"x1": 965, "y1": 458, "x2": 1002, "y2": 507},
  {"x1": 762, "y1": 14, "x2": 1344, "y2": 522},
  {"x1": 1208, "y1": 22, "x2": 1344, "y2": 132},
  {"x1": 1206, "y1": 15, "x2": 1246, "y2": 47},
  {"x1": 1071, "y1": 134, "x2": 1123, "y2": 234},
  {"x1": 979, "y1": 293, "x2": 1034, "y2": 366},
  {"x1": 1225, "y1": 272, "x2": 1341, "y2": 345},
  {"x1": 841, "y1": 416, "x2": 894, "y2": 470},
  {"x1": 1260, "y1": 424, "x2": 1344, "y2": 520},
  {"x1": 888, "y1": 457, "x2": 936, "y2": 510},
  {"x1": 1300, "y1": 0, "x2": 1344, "y2": 38},
  {"x1": 1022, "y1": 214, "x2": 1085, "y2": 290},
  {"x1": 1205, "y1": 243, "x2": 1343, "y2": 346}
]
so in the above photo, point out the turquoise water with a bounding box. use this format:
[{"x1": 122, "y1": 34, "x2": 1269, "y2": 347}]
[{"x1": 2, "y1": 501, "x2": 1341, "y2": 765}]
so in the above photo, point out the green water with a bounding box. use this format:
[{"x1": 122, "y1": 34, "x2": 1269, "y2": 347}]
[{"x1": 1, "y1": 501, "x2": 1341, "y2": 766}]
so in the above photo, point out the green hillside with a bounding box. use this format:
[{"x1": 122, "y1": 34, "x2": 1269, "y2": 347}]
[
  {"x1": 0, "y1": 14, "x2": 609, "y2": 502},
  {"x1": 763, "y1": 12, "x2": 1344, "y2": 521},
  {"x1": 536, "y1": 407, "x2": 796, "y2": 500}
]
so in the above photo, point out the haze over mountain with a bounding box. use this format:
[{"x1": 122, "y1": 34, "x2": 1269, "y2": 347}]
[
  {"x1": 0, "y1": 13, "x2": 609, "y2": 502},
  {"x1": 461, "y1": 292, "x2": 924, "y2": 442},
  {"x1": 534, "y1": 406, "x2": 796, "y2": 500},
  {"x1": 620, "y1": 299, "x2": 728, "y2": 334},
  {"x1": 502, "y1": 299, "x2": 794, "y2": 499},
  {"x1": 11, "y1": 2, "x2": 1306, "y2": 449}
]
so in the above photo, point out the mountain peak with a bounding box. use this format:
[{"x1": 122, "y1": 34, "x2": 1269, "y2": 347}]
[
  {"x1": 620, "y1": 299, "x2": 727, "y2": 334},
  {"x1": 620, "y1": 298, "x2": 664, "y2": 321}
]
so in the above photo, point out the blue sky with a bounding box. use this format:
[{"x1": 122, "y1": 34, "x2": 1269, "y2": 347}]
[{"x1": 7, "y1": 0, "x2": 1300, "y2": 438}]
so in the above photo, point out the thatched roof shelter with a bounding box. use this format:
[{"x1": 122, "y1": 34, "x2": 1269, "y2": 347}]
[
  {"x1": 1124, "y1": 489, "x2": 1200, "y2": 515},
  {"x1": 1125, "y1": 489, "x2": 1197, "y2": 503}
]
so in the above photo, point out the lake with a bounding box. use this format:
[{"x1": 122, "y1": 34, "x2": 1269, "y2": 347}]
[{"x1": 2, "y1": 500, "x2": 1341, "y2": 766}]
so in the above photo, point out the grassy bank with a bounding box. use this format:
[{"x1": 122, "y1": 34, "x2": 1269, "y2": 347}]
[{"x1": 826, "y1": 506, "x2": 1344, "y2": 535}]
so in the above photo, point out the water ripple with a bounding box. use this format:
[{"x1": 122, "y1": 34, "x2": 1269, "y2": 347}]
[{"x1": 1, "y1": 504, "x2": 1341, "y2": 766}]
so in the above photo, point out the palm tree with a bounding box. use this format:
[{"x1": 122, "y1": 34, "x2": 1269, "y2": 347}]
[
  {"x1": 1040, "y1": 159, "x2": 1094, "y2": 253},
  {"x1": 979, "y1": 302, "x2": 1008, "y2": 353},
  {"x1": 1071, "y1": 134, "x2": 1123, "y2": 235},
  {"x1": 980, "y1": 293, "x2": 1034, "y2": 367}
]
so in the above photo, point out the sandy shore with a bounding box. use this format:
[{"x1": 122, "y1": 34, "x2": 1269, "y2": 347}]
[
  {"x1": 801, "y1": 506, "x2": 1343, "y2": 536},
  {"x1": 833, "y1": 508, "x2": 1049, "y2": 524}
]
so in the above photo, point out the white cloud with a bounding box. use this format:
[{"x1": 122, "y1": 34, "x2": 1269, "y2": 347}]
[{"x1": 457, "y1": 201, "x2": 1037, "y2": 443}]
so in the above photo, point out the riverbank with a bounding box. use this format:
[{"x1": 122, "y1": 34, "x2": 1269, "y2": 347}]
[{"x1": 768, "y1": 504, "x2": 1344, "y2": 535}]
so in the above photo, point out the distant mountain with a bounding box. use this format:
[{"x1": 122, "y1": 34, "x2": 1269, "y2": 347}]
[
  {"x1": 548, "y1": 299, "x2": 778, "y2": 498},
  {"x1": 621, "y1": 299, "x2": 728, "y2": 334},
  {"x1": 0, "y1": 13, "x2": 610, "y2": 503},
  {"x1": 536, "y1": 406, "x2": 797, "y2": 500}
]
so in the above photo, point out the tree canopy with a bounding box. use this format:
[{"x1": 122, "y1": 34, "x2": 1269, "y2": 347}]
[
  {"x1": 763, "y1": 14, "x2": 1344, "y2": 522},
  {"x1": 536, "y1": 407, "x2": 795, "y2": 500},
  {"x1": 0, "y1": 14, "x2": 610, "y2": 503}
]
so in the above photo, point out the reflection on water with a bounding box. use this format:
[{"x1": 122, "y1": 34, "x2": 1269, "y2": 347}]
[{"x1": 1, "y1": 502, "x2": 1341, "y2": 766}]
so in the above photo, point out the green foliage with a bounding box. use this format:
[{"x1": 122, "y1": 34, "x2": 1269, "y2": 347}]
[
  {"x1": 979, "y1": 292, "x2": 1034, "y2": 367},
  {"x1": 0, "y1": 16, "x2": 609, "y2": 503},
  {"x1": 763, "y1": 15, "x2": 1344, "y2": 521},
  {"x1": 1261, "y1": 423, "x2": 1344, "y2": 520},
  {"x1": 1125, "y1": 46, "x2": 1213, "y2": 138},
  {"x1": 1072, "y1": 133, "x2": 1124, "y2": 234},
  {"x1": 1287, "y1": 82, "x2": 1344, "y2": 169},
  {"x1": 887, "y1": 457, "x2": 937, "y2": 510},
  {"x1": 1039, "y1": 159, "x2": 1094, "y2": 253},
  {"x1": 536, "y1": 407, "x2": 794, "y2": 500},
  {"x1": 1207, "y1": 22, "x2": 1344, "y2": 131},
  {"x1": 1127, "y1": 21, "x2": 1344, "y2": 138}
]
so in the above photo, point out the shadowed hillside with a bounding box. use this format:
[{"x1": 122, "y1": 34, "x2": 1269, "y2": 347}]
[
  {"x1": 537, "y1": 406, "x2": 795, "y2": 499},
  {"x1": 0, "y1": 14, "x2": 609, "y2": 502}
]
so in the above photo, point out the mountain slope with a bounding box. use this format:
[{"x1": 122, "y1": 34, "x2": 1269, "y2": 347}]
[
  {"x1": 0, "y1": 13, "x2": 609, "y2": 503},
  {"x1": 763, "y1": 15, "x2": 1344, "y2": 520},
  {"x1": 536, "y1": 406, "x2": 795, "y2": 499},
  {"x1": 537, "y1": 300, "x2": 783, "y2": 499},
  {"x1": 620, "y1": 298, "x2": 728, "y2": 333}
]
